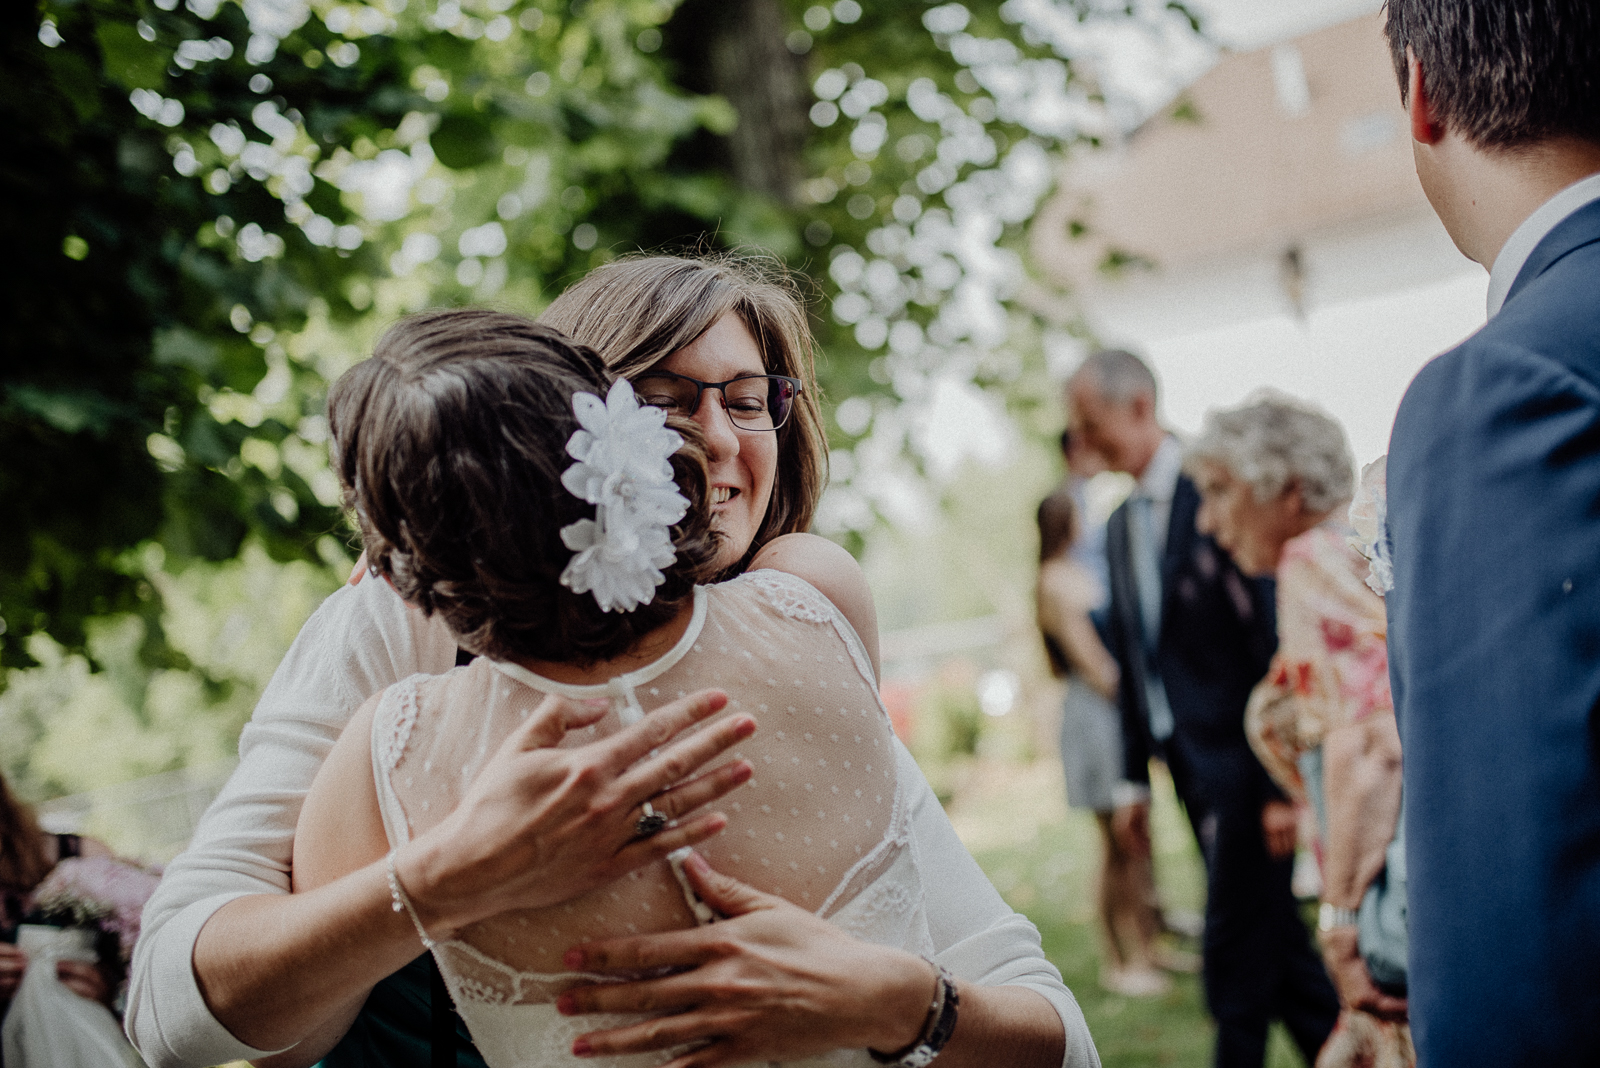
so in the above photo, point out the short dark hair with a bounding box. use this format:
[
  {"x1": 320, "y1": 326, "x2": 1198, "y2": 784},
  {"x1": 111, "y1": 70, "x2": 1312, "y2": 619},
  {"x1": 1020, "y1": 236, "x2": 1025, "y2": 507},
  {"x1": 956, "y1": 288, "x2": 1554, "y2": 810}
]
[
  {"x1": 1384, "y1": 0, "x2": 1600, "y2": 150},
  {"x1": 328, "y1": 309, "x2": 723, "y2": 665}
]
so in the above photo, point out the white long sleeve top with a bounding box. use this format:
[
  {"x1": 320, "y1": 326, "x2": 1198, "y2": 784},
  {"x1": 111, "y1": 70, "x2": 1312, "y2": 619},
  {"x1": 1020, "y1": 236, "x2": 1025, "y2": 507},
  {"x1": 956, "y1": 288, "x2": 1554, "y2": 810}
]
[{"x1": 124, "y1": 576, "x2": 1098, "y2": 1068}]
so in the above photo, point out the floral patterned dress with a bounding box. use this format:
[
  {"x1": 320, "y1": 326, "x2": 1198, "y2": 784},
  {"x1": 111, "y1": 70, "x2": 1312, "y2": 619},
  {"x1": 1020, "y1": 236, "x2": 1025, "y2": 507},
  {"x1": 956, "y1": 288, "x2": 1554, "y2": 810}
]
[
  {"x1": 1246, "y1": 494, "x2": 1412, "y2": 1068},
  {"x1": 1245, "y1": 524, "x2": 1392, "y2": 805}
]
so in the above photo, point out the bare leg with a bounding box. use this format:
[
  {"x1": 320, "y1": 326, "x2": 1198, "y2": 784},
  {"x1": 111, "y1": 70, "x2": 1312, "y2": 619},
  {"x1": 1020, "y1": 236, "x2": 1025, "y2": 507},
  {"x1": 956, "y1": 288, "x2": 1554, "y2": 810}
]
[
  {"x1": 1093, "y1": 812, "x2": 1130, "y2": 970},
  {"x1": 1098, "y1": 812, "x2": 1170, "y2": 996}
]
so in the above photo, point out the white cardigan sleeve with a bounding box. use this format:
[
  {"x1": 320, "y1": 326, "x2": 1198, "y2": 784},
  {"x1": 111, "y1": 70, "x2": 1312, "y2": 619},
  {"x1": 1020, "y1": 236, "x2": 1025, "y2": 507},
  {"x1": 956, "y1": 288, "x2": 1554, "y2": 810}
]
[
  {"x1": 124, "y1": 577, "x2": 458, "y2": 1068},
  {"x1": 900, "y1": 741, "x2": 1101, "y2": 1068}
]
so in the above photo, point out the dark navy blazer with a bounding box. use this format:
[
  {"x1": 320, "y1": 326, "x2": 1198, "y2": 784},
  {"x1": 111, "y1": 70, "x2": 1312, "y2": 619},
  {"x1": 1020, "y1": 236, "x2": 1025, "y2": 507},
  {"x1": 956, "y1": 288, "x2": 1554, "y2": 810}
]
[
  {"x1": 1106, "y1": 473, "x2": 1280, "y2": 815},
  {"x1": 1387, "y1": 197, "x2": 1600, "y2": 1066}
]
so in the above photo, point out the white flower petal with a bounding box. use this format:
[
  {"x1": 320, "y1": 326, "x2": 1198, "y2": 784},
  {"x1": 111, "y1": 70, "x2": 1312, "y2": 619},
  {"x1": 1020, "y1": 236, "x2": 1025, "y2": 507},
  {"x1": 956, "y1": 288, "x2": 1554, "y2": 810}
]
[
  {"x1": 557, "y1": 376, "x2": 691, "y2": 612},
  {"x1": 560, "y1": 518, "x2": 600, "y2": 551},
  {"x1": 572, "y1": 391, "x2": 609, "y2": 434}
]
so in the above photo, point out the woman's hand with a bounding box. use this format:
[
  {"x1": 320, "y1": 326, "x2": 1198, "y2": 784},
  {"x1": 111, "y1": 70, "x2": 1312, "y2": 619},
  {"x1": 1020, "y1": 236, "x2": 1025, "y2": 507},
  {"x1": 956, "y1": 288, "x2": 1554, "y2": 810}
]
[
  {"x1": 213, "y1": 689, "x2": 754, "y2": 1060},
  {"x1": 1318, "y1": 925, "x2": 1407, "y2": 1021},
  {"x1": 1260, "y1": 799, "x2": 1299, "y2": 860},
  {"x1": 397, "y1": 690, "x2": 757, "y2": 937},
  {"x1": 557, "y1": 852, "x2": 938, "y2": 1067},
  {"x1": 55, "y1": 959, "x2": 112, "y2": 1006},
  {"x1": 1112, "y1": 800, "x2": 1152, "y2": 858},
  {"x1": 0, "y1": 943, "x2": 27, "y2": 1002}
]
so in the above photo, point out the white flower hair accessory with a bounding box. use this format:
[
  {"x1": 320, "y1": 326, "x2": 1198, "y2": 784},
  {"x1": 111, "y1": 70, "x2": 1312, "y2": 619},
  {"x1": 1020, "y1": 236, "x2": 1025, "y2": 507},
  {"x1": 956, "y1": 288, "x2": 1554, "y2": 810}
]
[{"x1": 558, "y1": 379, "x2": 691, "y2": 612}]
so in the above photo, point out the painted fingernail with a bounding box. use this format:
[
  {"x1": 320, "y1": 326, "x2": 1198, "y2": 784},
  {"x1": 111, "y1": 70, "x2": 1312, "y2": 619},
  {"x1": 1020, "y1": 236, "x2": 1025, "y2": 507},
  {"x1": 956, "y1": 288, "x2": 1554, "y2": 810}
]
[
  {"x1": 572, "y1": 1038, "x2": 592, "y2": 1057},
  {"x1": 731, "y1": 761, "x2": 753, "y2": 782},
  {"x1": 684, "y1": 850, "x2": 710, "y2": 875},
  {"x1": 563, "y1": 948, "x2": 585, "y2": 969},
  {"x1": 556, "y1": 993, "x2": 577, "y2": 1015}
]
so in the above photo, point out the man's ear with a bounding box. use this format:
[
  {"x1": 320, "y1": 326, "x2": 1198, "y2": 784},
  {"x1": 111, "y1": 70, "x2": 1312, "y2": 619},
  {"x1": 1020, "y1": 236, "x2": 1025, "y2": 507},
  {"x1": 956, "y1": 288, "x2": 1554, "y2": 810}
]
[
  {"x1": 1406, "y1": 48, "x2": 1443, "y2": 146},
  {"x1": 1129, "y1": 390, "x2": 1153, "y2": 423}
]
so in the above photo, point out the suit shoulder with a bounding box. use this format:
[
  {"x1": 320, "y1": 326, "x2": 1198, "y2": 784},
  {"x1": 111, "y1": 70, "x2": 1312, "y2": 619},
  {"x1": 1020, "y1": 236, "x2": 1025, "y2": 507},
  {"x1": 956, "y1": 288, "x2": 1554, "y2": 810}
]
[{"x1": 1397, "y1": 311, "x2": 1600, "y2": 434}]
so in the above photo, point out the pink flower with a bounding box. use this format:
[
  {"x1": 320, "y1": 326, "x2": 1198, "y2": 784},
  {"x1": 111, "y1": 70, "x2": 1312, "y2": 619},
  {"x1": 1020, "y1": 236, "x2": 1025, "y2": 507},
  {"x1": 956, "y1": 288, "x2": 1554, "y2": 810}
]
[{"x1": 31, "y1": 855, "x2": 162, "y2": 961}]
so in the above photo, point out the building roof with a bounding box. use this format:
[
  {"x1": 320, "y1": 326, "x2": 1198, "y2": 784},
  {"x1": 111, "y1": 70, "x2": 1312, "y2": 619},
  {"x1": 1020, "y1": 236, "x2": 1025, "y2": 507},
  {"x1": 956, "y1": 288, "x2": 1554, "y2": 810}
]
[{"x1": 1032, "y1": 13, "x2": 1435, "y2": 292}]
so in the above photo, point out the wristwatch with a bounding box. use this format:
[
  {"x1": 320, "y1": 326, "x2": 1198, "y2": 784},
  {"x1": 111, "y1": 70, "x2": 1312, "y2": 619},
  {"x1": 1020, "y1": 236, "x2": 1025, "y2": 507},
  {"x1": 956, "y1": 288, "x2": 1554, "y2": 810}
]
[
  {"x1": 869, "y1": 963, "x2": 960, "y2": 1067},
  {"x1": 1318, "y1": 902, "x2": 1359, "y2": 932}
]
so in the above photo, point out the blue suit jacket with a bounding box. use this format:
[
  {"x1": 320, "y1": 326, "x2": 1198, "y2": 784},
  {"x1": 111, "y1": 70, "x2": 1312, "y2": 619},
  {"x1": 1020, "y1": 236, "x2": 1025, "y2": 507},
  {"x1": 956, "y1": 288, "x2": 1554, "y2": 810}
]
[
  {"x1": 1106, "y1": 474, "x2": 1280, "y2": 815},
  {"x1": 1387, "y1": 197, "x2": 1600, "y2": 1066}
]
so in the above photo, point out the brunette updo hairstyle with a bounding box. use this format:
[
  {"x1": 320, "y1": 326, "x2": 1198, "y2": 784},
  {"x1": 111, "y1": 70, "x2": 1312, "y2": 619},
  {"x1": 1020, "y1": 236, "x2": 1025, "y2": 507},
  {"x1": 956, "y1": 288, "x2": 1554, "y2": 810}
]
[{"x1": 327, "y1": 309, "x2": 722, "y2": 665}]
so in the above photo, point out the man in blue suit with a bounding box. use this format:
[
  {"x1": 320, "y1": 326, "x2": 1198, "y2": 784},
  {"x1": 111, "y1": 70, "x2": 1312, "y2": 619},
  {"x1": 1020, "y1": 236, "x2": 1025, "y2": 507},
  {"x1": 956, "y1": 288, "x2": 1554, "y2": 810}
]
[
  {"x1": 1382, "y1": 2, "x2": 1600, "y2": 1064},
  {"x1": 1068, "y1": 351, "x2": 1338, "y2": 1068}
]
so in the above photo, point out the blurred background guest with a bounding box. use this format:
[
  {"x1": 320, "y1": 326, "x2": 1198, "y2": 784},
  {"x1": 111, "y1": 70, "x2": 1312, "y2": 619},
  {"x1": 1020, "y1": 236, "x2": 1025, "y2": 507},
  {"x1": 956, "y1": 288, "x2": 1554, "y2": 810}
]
[
  {"x1": 1067, "y1": 350, "x2": 1338, "y2": 1068},
  {"x1": 1036, "y1": 461, "x2": 1167, "y2": 998},
  {"x1": 0, "y1": 773, "x2": 114, "y2": 1016},
  {"x1": 1187, "y1": 396, "x2": 1409, "y2": 1068}
]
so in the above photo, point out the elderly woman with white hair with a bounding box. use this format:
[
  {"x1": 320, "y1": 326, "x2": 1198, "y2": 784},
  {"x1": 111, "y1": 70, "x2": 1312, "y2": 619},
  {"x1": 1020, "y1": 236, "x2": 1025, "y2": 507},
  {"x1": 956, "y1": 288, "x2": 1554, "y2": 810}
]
[{"x1": 1186, "y1": 395, "x2": 1411, "y2": 1068}]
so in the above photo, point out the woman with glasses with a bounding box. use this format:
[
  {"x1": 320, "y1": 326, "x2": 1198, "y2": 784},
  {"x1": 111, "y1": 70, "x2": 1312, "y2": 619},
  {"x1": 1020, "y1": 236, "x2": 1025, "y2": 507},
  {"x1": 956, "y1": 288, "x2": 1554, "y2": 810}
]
[{"x1": 126, "y1": 255, "x2": 1093, "y2": 1068}]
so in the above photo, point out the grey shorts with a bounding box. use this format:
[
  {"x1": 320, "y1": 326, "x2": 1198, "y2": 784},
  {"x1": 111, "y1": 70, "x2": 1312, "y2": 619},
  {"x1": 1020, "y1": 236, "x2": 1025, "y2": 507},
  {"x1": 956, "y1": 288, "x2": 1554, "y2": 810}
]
[{"x1": 1059, "y1": 680, "x2": 1122, "y2": 813}]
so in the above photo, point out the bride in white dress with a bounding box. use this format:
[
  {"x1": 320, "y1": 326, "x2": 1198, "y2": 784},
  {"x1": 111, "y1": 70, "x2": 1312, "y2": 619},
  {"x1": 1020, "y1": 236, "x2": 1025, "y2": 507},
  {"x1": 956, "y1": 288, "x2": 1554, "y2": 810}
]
[{"x1": 291, "y1": 309, "x2": 1096, "y2": 1068}]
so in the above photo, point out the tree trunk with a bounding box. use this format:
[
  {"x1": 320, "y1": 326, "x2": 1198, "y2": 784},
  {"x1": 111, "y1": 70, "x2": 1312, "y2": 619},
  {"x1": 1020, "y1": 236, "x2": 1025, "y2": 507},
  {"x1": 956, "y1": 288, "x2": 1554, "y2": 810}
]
[{"x1": 669, "y1": 0, "x2": 808, "y2": 205}]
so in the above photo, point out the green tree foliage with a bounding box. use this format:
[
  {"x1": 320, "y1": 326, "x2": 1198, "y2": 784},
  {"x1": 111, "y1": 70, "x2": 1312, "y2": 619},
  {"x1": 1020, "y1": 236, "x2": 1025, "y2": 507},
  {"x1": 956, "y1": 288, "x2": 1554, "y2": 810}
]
[
  {"x1": 3, "y1": 0, "x2": 769, "y2": 676},
  {"x1": 788, "y1": 0, "x2": 1202, "y2": 535},
  {"x1": 3, "y1": 0, "x2": 1199, "y2": 799}
]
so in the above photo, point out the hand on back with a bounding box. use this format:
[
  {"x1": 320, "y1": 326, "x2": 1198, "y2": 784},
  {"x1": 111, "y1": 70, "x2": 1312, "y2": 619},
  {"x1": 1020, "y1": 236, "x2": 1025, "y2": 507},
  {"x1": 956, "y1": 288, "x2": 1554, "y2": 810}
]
[
  {"x1": 295, "y1": 688, "x2": 757, "y2": 938},
  {"x1": 557, "y1": 852, "x2": 937, "y2": 1068},
  {"x1": 409, "y1": 690, "x2": 757, "y2": 932}
]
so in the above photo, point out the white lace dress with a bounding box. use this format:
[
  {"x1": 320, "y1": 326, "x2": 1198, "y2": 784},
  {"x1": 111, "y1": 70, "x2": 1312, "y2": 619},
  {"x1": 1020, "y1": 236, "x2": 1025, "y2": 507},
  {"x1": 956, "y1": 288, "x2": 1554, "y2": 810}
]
[{"x1": 369, "y1": 572, "x2": 932, "y2": 1068}]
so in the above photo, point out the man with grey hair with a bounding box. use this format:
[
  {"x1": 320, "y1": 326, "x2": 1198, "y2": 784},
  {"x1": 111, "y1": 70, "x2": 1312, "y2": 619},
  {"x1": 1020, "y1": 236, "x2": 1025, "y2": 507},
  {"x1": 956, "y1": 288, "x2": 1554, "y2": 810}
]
[{"x1": 1066, "y1": 352, "x2": 1338, "y2": 1068}]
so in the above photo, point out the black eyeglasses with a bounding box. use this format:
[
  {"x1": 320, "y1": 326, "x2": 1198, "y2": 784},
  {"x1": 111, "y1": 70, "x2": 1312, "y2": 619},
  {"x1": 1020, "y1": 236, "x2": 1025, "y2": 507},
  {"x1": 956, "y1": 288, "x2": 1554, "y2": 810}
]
[{"x1": 632, "y1": 370, "x2": 803, "y2": 432}]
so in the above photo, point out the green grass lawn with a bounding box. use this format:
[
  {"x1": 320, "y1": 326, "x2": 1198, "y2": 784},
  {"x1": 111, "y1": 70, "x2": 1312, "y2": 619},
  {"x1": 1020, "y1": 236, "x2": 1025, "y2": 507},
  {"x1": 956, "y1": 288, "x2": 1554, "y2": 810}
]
[{"x1": 953, "y1": 760, "x2": 1311, "y2": 1068}]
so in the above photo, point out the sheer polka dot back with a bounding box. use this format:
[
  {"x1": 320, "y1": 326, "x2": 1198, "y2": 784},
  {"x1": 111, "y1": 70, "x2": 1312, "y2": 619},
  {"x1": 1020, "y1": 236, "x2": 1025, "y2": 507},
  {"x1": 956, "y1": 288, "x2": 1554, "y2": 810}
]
[{"x1": 370, "y1": 572, "x2": 923, "y2": 1067}]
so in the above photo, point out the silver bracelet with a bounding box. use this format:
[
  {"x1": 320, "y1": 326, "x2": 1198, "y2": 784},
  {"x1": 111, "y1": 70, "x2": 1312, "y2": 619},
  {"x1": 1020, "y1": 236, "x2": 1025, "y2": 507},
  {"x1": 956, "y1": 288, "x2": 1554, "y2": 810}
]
[{"x1": 385, "y1": 850, "x2": 437, "y2": 950}]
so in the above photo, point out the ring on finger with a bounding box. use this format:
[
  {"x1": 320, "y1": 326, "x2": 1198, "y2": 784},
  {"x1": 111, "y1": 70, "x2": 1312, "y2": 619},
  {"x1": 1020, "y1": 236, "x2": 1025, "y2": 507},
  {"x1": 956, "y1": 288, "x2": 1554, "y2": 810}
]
[{"x1": 634, "y1": 800, "x2": 668, "y2": 838}]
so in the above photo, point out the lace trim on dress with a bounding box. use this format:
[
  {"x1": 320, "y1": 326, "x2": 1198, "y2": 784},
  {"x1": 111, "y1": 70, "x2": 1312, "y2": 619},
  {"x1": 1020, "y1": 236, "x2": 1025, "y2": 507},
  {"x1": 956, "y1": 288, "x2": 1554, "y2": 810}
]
[
  {"x1": 376, "y1": 675, "x2": 426, "y2": 774},
  {"x1": 744, "y1": 570, "x2": 879, "y2": 688},
  {"x1": 834, "y1": 878, "x2": 916, "y2": 940},
  {"x1": 746, "y1": 570, "x2": 834, "y2": 624},
  {"x1": 435, "y1": 939, "x2": 635, "y2": 1005},
  {"x1": 817, "y1": 773, "x2": 911, "y2": 921},
  {"x1": 371, "y1": 675, "x2": 435, "y2": 846}
]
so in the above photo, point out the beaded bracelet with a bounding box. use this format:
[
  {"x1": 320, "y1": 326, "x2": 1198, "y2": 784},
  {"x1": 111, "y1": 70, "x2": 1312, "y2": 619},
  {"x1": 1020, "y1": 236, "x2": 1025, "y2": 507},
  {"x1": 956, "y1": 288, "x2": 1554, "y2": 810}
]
[{"x1": 385, "y1": 850, "x2": 437, "y2": 950}]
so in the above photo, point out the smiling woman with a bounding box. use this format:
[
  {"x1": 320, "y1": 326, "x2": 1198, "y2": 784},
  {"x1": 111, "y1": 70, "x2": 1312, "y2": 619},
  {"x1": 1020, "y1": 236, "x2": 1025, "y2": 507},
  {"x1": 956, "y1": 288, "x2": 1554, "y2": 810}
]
[
  {"x1": 645, "y1": 317, "x2": 781, "y2": 566},
  {"x1": 122, "y1": 253, "x2": 843, "y2": 1068},
  {"x1": 540, "y1": 253, "x2": 829, "y2": 575},
  {"x1": 125, "y1": 263, "x2": 1095, "y2": 1068}
]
